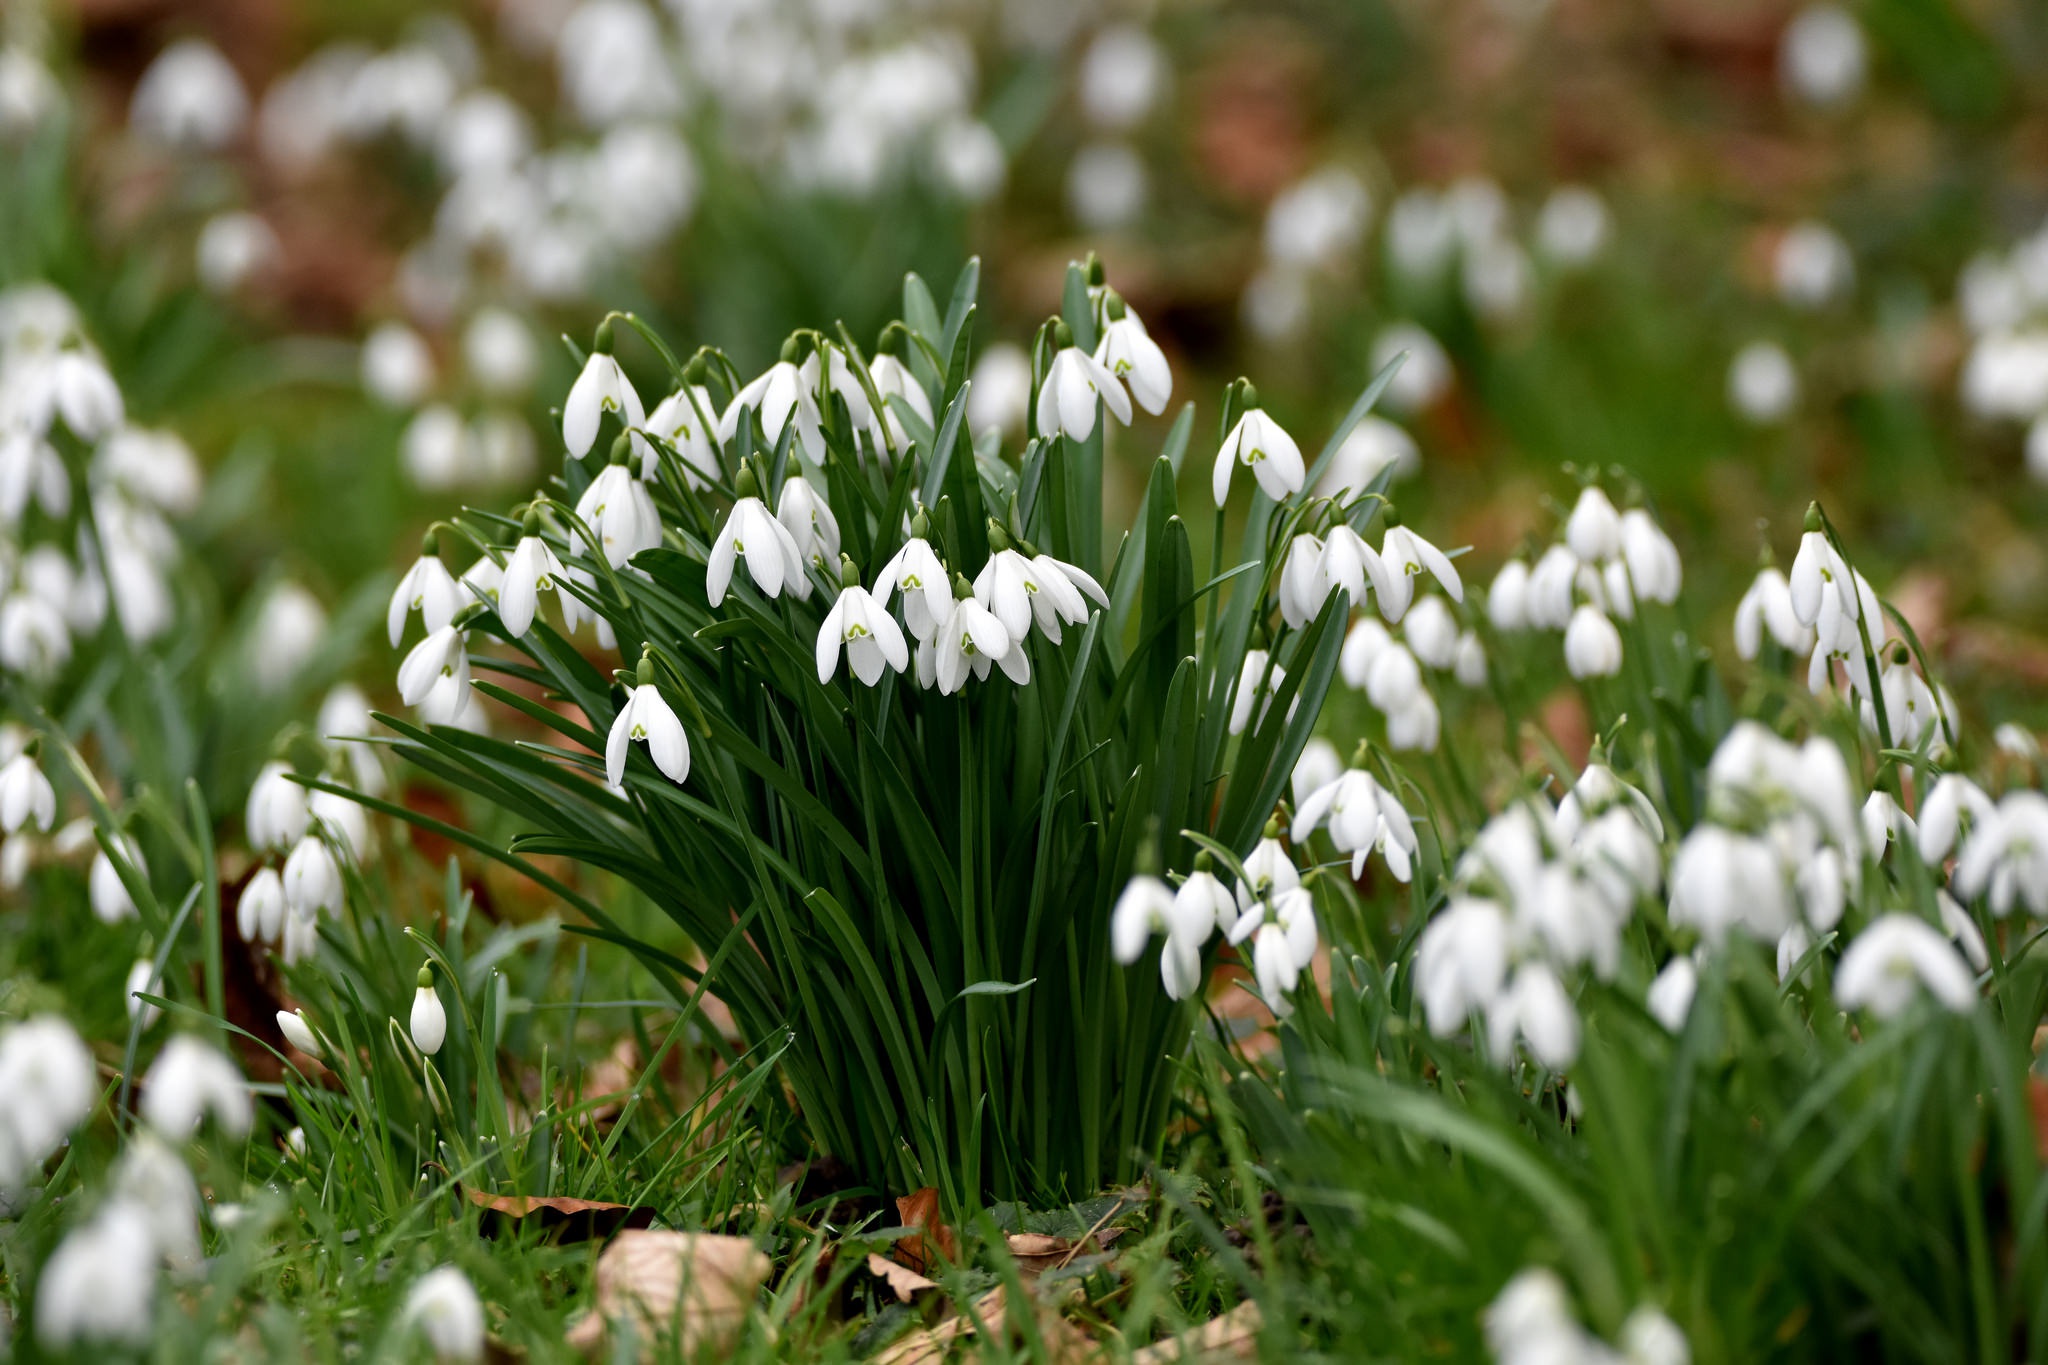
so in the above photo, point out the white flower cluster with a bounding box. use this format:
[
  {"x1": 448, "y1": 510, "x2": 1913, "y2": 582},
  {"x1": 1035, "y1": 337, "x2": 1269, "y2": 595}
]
[
  {"x1": 239, "y1": 750, "x2": 371, "y2": 965},
  {"x1": 1486, "y1": 1268, "x2": 1689, "y2": 1365},
  {"x1": 1486, "y1": 485, "x2": 1682, "y2": 683},
  {"x1": 0, "y1": 1015, "x2": 96, "y2": 1195},
  {"x1": 1065, "y1": 22, "x2": 1167, "y2": 230},
  {"x1": 1952, "y1": 215, "x2": 2048, "y2": 481}
]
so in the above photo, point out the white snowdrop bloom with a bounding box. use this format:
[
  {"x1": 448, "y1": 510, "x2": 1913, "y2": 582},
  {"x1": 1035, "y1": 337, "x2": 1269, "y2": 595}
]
[
  {"x1": 719, "y1": 350, "x2": 823, "y2": 462},
  {"x1": 403, "y1": 1265, "x2": 485, "y2": 1362},
  {"x1": 975, "y1": 540, "x2": 1067, "y2": 644},
  {"x1": 1246, "y1": 914, "x2": 1305, "y2": 1017},
  {"x1": 0, "y1": 1015, "x2": 98, "y2": 1179},
  {"x1": 1953, "y1": 790, "x2": 2048, "y2": 918},
  {"x1": 1037, "y1": 333, "x2": 1132, "y2": 444},
  {"x1": 1176, "y1": 863, "x2": 1240, "y2": 939},
  {"x1": 0, "y1": 48, "x2": 61, "y2": 136},
  {"x1": 775, "y1": 476, "x2": 841, "y2": 569},
  {"x1": 1787, "y1": 524, "x2": 1855, "y2": 628},
  {"x1": 90, "y1": 835, "x2": 146, "y2": 923},
  {"x1": 1415, "y1": 898, "x2": 1509, "y2": 1036},
  {"x1": 247, "y1": 581, "x2": 326, "y2": 695},
  {"x1": 387, "y1": 543, "x2": 465, "y2": 647},
  {"x1": 817, "y1": 572, "x2": 910, "y2": 687},
  {"x1": 463, "y1": 307, "x2": 537, "y2": 400},
  {"x1": 1277, "y1": 534, "x2": 1327, "y2": 631},
  {"x1": 436, "y1": 89, "x2": 530, "y2": 179},
  {"x1": 112, "y1": 1130, "x2": 203, "y2": 1273},
  {"x1": 1295, "y1": 765, "x2": 1418, "y2": 880},
  {"x1": 1094, "y1": 301, "x2": 1171, "y2": 416},
  {"x1": 1960, "y1": 329, "x2": 2048, "y2": 420},
  {"x1": 1938, "y1": 889, "x2": 1991, "y2": 973},
  {"x1": 1369, "y1": 322, "x2": 1452, "y2": 416},
  {"x1": 1229, "y1": 649, "x2": 1295, "y2": 735},
  {"x1": 1404, "y1": 596, "x2": 1460, "y2": 671},
  {"x1": 1383, "y1": 188, "x2": 1457, "y2": 282},
  {"x1": 282, "y1": 833, "x2": 342, "y2": 919},
  {"x1": 1240, "y1": 266, "x2": 1311, "y2": 344},
  {"x1": 931, "y1": 119, "x2": 1006, "y2": 203},
  {"x1": 237, "y1": 866, "x2": 287, "y2": 946},
  {"x1": 0, "y1": 430, "x2": 67, "y2": 523},
  {"x1": 93, "y1": 427, "x2": 201, "y2": 516},
  {"x1": 1835, "y1": 914, "x2": 1977, "y2": 1018},
  {"x1": 1555, "y1": 758, "x2": 1662, "y2": 843},
  {"x1": 1453, "y1": 632, "x2": 1487, "y2": 687},
  {"x1": 967, "y1": 343, "x2": 1032, "y2": 438},
  {"x1": 1646, "y1": 956, "x2": 1698, "y2": 1033},
  {"x1": 1564, "y1": 604, "x2": 1624, "y2": 679},
  {"x1": 1669, "y1": 827, "x2": 1793, "y2": 944},
  {"x1": 556, "y1": 0, "x2": 680, "y2": 128},
  {"x1": 934, "y1": 583, "x2": 1026, "y2": 694},
  {"x1": 1535, "y1": 186, "x2": 1610, "y2": 268},
  {"x1": 0, "y1": 591, "x2": 71, "y2": 679},
  {"x1": 498, "y1": 527, "x2": 579, "y2": 639},
  {"x1": 1959, "y1": 254, "x2": 2027, "y2": 337},
  {"x1": 244, "y1": 761, "x2": 308, "y2": 852},
  {"x1": 1365, "y1": 642, "x2": 1423, "y2": 716},
  {"x1": 1486, "y1": 963, "x2": 1580, "y2": 1070},
  {"x1": 1023, "y1": 551, "x2": 1108, "y2": 644},
  {"x1": 1078, "y1": 24, "x2": 1165, "y2": 131},
  {"x1": 1316, "y1": 417, "x2": 1419, "y2": 501},
  {"x1": 1485, "y1": 558, "x2": 1532, "y2": 632},
  {"x1": 1291, "y1": 738, "x2": 1343, "y2": 811},
  {"x1": 48, "y1": 351, "x2": 124, "y2": 440},
  {"x1": 1859, "y1": 657, "x2": 1945, "y2": 751},
  {"x1": 124, "y1": 957, "x2": 158, "y2": 1031},
  {"x1": 1733, "y1": 567, "x2": 1812, "y2": 658},
  {"x1": 33, "y1": 1200, "x2": 158, "y2": 1349},
  {"x1": 642, "y1": 385, "x2": 723, "y2": 487},
  {"x1": 141, "y1": 1035, "x2": 252, "y2": 1139},
  {"x1": 1918, "y1": 773, "x2": 1993, "y2": 863},
  {"x1": 606, "y1": 672, "x2": 690, "y2": 788},
  {"x1": 1775, "y1": 221, "x2": 1855, "y2": 309},
  {"x1": 397, "y1": 623, "x2": 470, "y2": 723},
  {"x1": 1781, "y1": 4, "x2": 1866, "y2": 109},
  {"x1": 1462, "y1": 236, "x2": 1532, "y2": 323},
  {"x1": 1340, "y1": 615, "x2": 1393, "y2": 690},
  {"x1": 308, "y1": 788, "x2": 366, "y2": 863},
  {"x1": 0, "y1": 748, "x2": 54, "y2": 833},
  {"x1": 1319, "y1": 525, "x2": 1391, "y2": 614},
  {"x1": 276, "y1": 1010, "x2": 322, "y2": 1062},
  {"x1": 319, "y1": 683, "x2": 384, "y2": 795},
  {"x1": 280, "y1": 906, "x2": 319, "y2": 965},
  {"x1": 564, "y1": 344, "x2": 645, "y2": 461},
  {"x1": 410, "y1": 968, "x2": 448, "y2": 1056},
  {"x1": 1522, "y1": 544, "x2": 1579, "y2": 630},
  {"x1": 402, "y1": 405, "x2": 470, "y2": 489},
  {"x1": 194, "y1": 211, "x2": 280, "y2": 295},
  {"x1": 1377, "y1": 515, "x2": 1463, "y2": 622},
  {"x1": 1264, "y1": 167, "x2": 1371, "y2": 272},
  {"x1": 865, "y1": 344, "x2": 933, "y2": 457},
  {"x1": 1621, "y1": 1307, "x2": 1691, "y2": 1365},
  {"x1": 803, "y1": 344, "x2": 878, "y2": 447},
  {"x1": 877, "y1": 531, "x2": 953, "y2": 642},
  {"x1": 1234, "y1": 830, "x2": 1302, "y2": 916},
  {"x1": 1728, "y1": 341, "x2": 1799, "y2": 425},
  {"x1": 1995, "y1": 723, "x2": 2040, "y2": 760},
  {"x1": 1860, "y1": 791, "x2": 1918, "y2": 858},
  {"x1": 1564, "y1": 487, "x2": 1621, "y2": 563},
  {"x1": 575, "y1": 450, "x2": 662, "y2": 569},
  {"x1": 131, "y1": 39, "x2": 246, "y2": 149},
  {"x1": 1066, "y1": 141, "x2": 1147, "y2": 230},
  {"x1": 1806, "y1": 568, "x2": 1888, "y2": 697},
  {"x1": 1618, "y1": 510, "x2": 1682, "y2": 603},
  {"x1": 1385, "y1": 692, "x2": 1442, "y2": 753},
  {"x1": 707, "y1": 486, "x2": 809, "y2": 609},
  {"x1": 1110, "y1": 875, "x2": 1206, "y2": 1000},
  {"x1": 361, "y1": 322, "x2": 435, "y2": 408}
]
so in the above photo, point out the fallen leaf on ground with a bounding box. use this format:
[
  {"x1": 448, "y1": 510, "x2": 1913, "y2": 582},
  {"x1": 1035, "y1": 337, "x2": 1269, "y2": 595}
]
[
  {"x1": 563, "y1": 1230, "x2": 769, "y2": 1358},
  {"x1": 1005, "y1": 1229, "x2": 1122, "y2": 1277},
  {"x1": 892, "y1": 1187, "x2": 958, "y2": 1273},
  {"x1": 465, "y1": 1187, "x2": 657, "y2": 1242},
  {"x1": 865, "y1": 1253, "x2": 938, "y2": 1303},
  {"x1": 1132, "y1": 1302, "x2": 1264, "y2": 1362}
]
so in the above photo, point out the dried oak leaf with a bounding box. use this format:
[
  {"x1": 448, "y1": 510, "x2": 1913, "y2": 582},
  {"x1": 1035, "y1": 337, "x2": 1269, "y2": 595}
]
[
  {"x1": 874, "y1": 1286, "x2": 1096, "y2": 1365},
  {"x1": 891, "y1": 1187, "x2": 959, "y2": 1274},
  {"x1": 1005, "y1": 1230, "x2": 1122, "y2": 1278},
  {"x1": 1131, "y1": 1301, "x2": 1263, "y2": 1362},
  {"x1": 466, "y1": 1188, "x2": 656, "y2": 1243},
  {"x1": 563, "y1": 1230, "x2": 769, "y2": 1358},
  {"x1": 864, "y1": 1253, "x2": 938, "y2": 1303}
]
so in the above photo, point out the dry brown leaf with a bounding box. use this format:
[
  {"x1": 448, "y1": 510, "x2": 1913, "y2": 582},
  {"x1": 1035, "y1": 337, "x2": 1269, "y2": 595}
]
[
  {"x1": 464, "y1": 1187, "x2": 656, "y2": 1243},
  {"x1": 563, "y1": 1230, "x2": 769, "y2": 1359},
  {"x1": 865, "y1": 1253, "x2": 938, "y2": 1303},
  {"x1": 892, "y1": 1187, "x2": 959, "y2": 1273},
  {"x1": 1131, "y1": 1302, "x2": 1264, "y2": 1363},
  {"x1": 1004, "y1": 1230, "x2": 1121, "y2": 1278},
  {"x1": 873, "y1": 1287, "x2": 1007, "y2": 1365}
]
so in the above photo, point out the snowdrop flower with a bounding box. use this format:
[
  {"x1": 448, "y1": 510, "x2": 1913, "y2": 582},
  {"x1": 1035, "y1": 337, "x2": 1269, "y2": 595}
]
[
  {"x1": 1669, "y1": 827, "x2": 1795, "y2": 943},
  {"x1": 397, "y1": 622, "x2": 471, "y2": 725},
  {"x1": 1646, "y1": 957, "x2": 1698, "y2": 1032},
  {"x1": 1176, "y1": 856, "x2": 1240, "y2": 938},
  {"x1": 865, "y1": 330, "x2": 933, "y2": 457},
  {"x1": 361, "y1": 322, "x2": 435, "y2": 408},
  {"x1": 1787, "y1": 514, "x2": 1855, "y2": 629},
  {"x1": 280, "y1": 906, "x2": 319, "y2": 965},
  {"x1": 48, "y1": 351, "x2": 124, "y2": 439},
  {"x1": 1619, "y1": 510, "x2": 1682, "y2": 603},
  {"x1": 968, "y1": 343, "x2": 1032, "y2": 437},
  {"x1": 1486, "y1": 963, "x2": 1580, "y2": 1070},
  {"x1": 575, "y1": 439, "x2": 662, "y2": 569},
  {"x1": 1564, "y1": 487, "x2": 1621, "y2": 564},
  {"x1": 1385, "y1": 692, "x2": 1442, "y2": 753},
  {"x1": 1775, "y1": 221, "x2": 1855, "y2": 309},
  {"x1": 236, "y1": 866, "x2": 287, "y2": 945},
  {"x1": 1211, "y1": 388, "x2": 1304, "y2": 507},
  {"x1": 1918, "y1": 773, "x2": 1993, "y2": 863},
  {"x1": 0, "y1": 591, "x2": 71, "y2": 679},
  {"x1": 818, "y1": 559, "x2": 910, "y2": 686},
  {"x1": 720, "y1": 338, "x2": 823, "y2": 462},
  {"x1": 1093, "y1": 294, "x2": 1171, "y2": 416},
  {"x1": 1110, "y1": 874, "x2": 1206, "y2": 1000},
  {"x1": 776, "y1": 476, "x2": 841, "y2": 569},
  {"x1": 641, "y1": 384, "x2": 722, "y2": 487},
  {"x1": 276, "y1": 1008, "x2": 322, "y2": 1059},
  {"x1": 141, "y1": 1035, "x2": 252, "y2": 1139},
  {"x1": 1835, "y1": 914, "x2": 1977, "y2": 1018},
  {"x1": 563, "y1": 325, "x2": 645, "y2": 458},
  {"x1": 463, "y1": 307, "x2": 537, "y2": 400},
  {"x1": 877, "y1": 517, "x2": 953, "y2": 642},
  {"x1": 1364, "y1": 642, "x2": 1424, "y2": 716},
  {"x1": 1860, "y1": 790, "x2": 1919, "y2": 858},
  {"x1": 387, "y1": 536, "x2": 465, "y2": 648},
  {"x1": 707, "y1": 466, "x2": 809, "y2": 607},
  {"x1": 1079, "y1": 24, "x2": 1166, "y2": 131},
  {"x1": 1938, "y1": 890, "x2": 1991, "y2": 973},
  {"x1": 1316, "y1": 417, "x2": 1419, "y2": 499},
  {"x1": 195, "y1": 211, "x2": 280, "y2": 294},
  {"x1": 131, "y1": 38, "x2": 246, "y2": 149},
  {"x1": 0, "y1": 744, "x2": 54, "y2": 833},
  {"x1": 1293, "y1": 759, "x2": 1417, "y2": 880},
  {"x1": 1037, "y1": 321, "x2": 1132, "y2": 443},
  {"x1": 1953, "y1": 790, "x2": 2048, "y2": 918},
  {"x1": 1781, "y1": 4, "x2": 1866, "y2": 109},
  {"x1": 34, "y1": 1201, "x2": 158, "y2": 1349},
  {"x1": 1487, "y1": 558, "x2": 1532, "y2": 632},
  {"x1": 247, "y1": 583, "x2": 327, "y2": 695},
  {"x1": 1369, "y1": 322, "x2": 1453, "y2": 416},
  {"x1": 1522, "y1": 545, "x2": 1579, "y2": 631},
  {"x1": 1733, "y1": 566, "x2": 1812, "y2": 658},
  {"x1": 1729, "y1": 341, "x2": 1799, "y2": 425},
  {"x1": 404, "y1": 1265, "x2": 485, "y2": 1362},
  {"x1": 1564, "y1": 605, "x2": 1624, "y2": 679},
  {"x1": 90, "y1": 835, "x2": 145, "y2": 923},
  {"x1": 1415, "y1": 898, "x2": 1509, "y2": 1036},
  {"x1": 1291, "y1": 737, "x2": 1342, "y2": 811},
  {"x1": 1453, "y1": 632, "x2": 1488, "y2": 687},
  {"x1": 0, "y1": 1015, "x2": 98, "y2": 1180},
  {"x1": 1067, "y1": 141, "x2": 1147, "y2": 230},
  {"x1": 1277, "y1": 534, "x2": 1326, "y2": 630},
  {"x1": 1229, "y1": 649, "x2": 1293, "y2": 735},
  {"x1": 319, "y1": 683, "x2": 384, "y2": 796},
  {"x1": 410, "y1": 967, "x2": 448, "y2": 1056},
  {"x1": 1404, "y1": 596, "x2": 1460, "y2": 671},
  {"x1": 1233, "y1": 825, "x2": 1302, "y2": 916},
  {"x1": 1377, "y1": 509, "x2": 1463, "y2": 623},
  {"x1": 1536, "y1": 186, "x2": 1610, "y2": 267},
  {"x1": 1621, "y1": 1308, "x2": 1691, "y2": 1365},
  {"x1": 498, "y1": 513, "x2": 580, "y2": 638},
  {"x1": 0, "y1": 49, "x2": 61, "y2": 138},
  {"x1": 308, "y1": 788, "x2": 366, "y2": 862},
  {"x1": 1022, "y1": 549, "x2": 1109, "y2": 644},
  {"x1": 282, "y1": 833, "x2": 342, "y2": 919},
  {"x1": 1264, "y1": 167, "x2": 1371, "y2": 271},
  {"x1": 606, "y1": 656, "x2": 690, "y2": 788},
  {"x1": 401, "y1": 405, "x2": 468, "y2": 487},
  {"x1": 934, "y1": 575, "x2": 1026, "y2": 694},
  {"x1": 975, "y1": 527, "x2": 1085, "y2": 644},
  {"x1": 245, "y1": 761, "x2": 308, "y2": 852},
  {"x1": 1340, "y1": 616, "x2": 1393, "y2": 690}
]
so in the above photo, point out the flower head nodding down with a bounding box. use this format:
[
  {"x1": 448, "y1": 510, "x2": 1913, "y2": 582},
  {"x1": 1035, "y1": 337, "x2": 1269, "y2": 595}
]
[
  {"x1": 1093, "y1": 291, "x2": 1171, "y2": 416},
  {"x1": 1037, "y1": 318, "x2": 1132, "y2": 443},
  {"x1": 575, "y1": 435, "x2": 662, "y2": 570},
  {"x1": 877, "y1": 510, "x2": 952, "y2": 642},
  {"x1": 817, "y1": 556, "x2": 910, "y2": 686},
  {"x1": 498, "y1": 508, "x2": 581, "y2": 638},
  {"x1": 1211, "y1": 383, "x2": 1304, "y2": 507},
  {"x1": 410, "y1": 965, "x2": 448, "y2": 1055},
  {"x1": 387, "y1": 529, "x2": 465, "y2": 647},
  {"x1": 607, "y1": 653, "x2": 691, "y2": 788},
  {"x1": 563, "y1": 321, "x2": 645, "y2": 459},
  {"x1": 932, "y1": 573, "x2": 1026, "y2": 694},
  {"x1": 707, "y1": 463, "x2": 810, "y2": 608}
]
